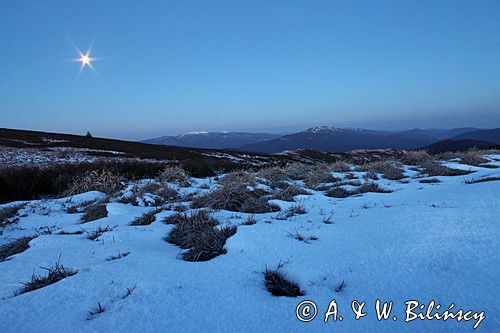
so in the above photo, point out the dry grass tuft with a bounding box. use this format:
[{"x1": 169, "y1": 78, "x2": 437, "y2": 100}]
[
  {"x1": 16, "y1": 257, "x2": 77, "y2": 295},
  {"x1": 458, "y1": 149, "x2": 489, "y2": 166},
  {"x1": 303, "y1": 165, "x2": 341, "y2": 189},
  {"x1": 129, "y1": 207, "x2": 163, "y2": 226},
  {"x1": 419, "y1": 178, "x2": 441, "y2": 184},
  {"x1": 241, "y1": 215, "x2": 257, "y2": 226},
  {"x1": 401, "y1": 150, "x2": 431, "y2": 166},
  {"x1": 465, "y1": 176, "x2": 500, "y2": 184},
  {"x1": 0, "y1": 203, "x2": 26, "y2": 231},
  {"x1": 272, "y1": 185, "x2": 310, "y2": 202},
  {"x1": 85, "y1": 225, "x2": 114, "y2": 241},
  {"x1": 329, "y1": 161, "x2": 351, "y2": 172},
  {"x1": 422, "y1": 161, "x2": 471, "y2": 176},
  {"x1": 256, "y1": 167, "x2": 288, "y2": 186},
  {"x1": 0, "y1": 236, "x2": 36, "y2": 262},
  {"x1": 191, "y1": 179, "x2": 279, "y2": 213},
  {"x1": 263, "y1": 262, "x2": 304, "y2": 297},
  {"x1": 63, "y1": 170, "x2": 124, "y2": 196},
  {"x1": 157, "y1": 165, "x2": 190, "y2": 186},
  {"x1": 81, "y1": 202, "x2": 108, "y2": 223},
  {"x1": 358, "y1": 161, "x2": 405, "y2": 180},
  {"x1": 325, "y1": 186, "x2": 352, "y2": 198},
  {"x1": 164, "y1": 210, "x2": 236, "y2": 261}
]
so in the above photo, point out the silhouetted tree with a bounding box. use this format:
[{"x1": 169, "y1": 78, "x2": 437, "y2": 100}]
[{"x1": 86, "y1": 131, "x2": 93, "y2": 138}]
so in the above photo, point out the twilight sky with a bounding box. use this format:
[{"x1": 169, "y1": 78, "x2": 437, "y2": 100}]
[{"x1": 1, "y1": 0, "x2": 499, "y2": 140}]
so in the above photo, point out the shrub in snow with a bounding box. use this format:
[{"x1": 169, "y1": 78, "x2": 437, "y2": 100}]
[
  {"x1": 164, "y1": 210, "x2": 236, "y2": 262},
  {"x1": 0, "y1": 236, "x2": 36, "y2": 262},
  {"x1": 16, "y1": 258, "x2": 77, "y2": 296},
  {"x1": 263, "y1": 263, "x2": 304, "y2": 297}
]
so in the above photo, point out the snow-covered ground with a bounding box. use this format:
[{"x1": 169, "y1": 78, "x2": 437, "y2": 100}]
[{"x1": 0, "y1": 157, "x2": 499, "y2": 332}]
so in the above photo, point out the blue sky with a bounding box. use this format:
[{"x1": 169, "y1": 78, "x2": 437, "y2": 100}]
[{"x1": 1, "y1": 0, "x2": 499, "y2": 140}]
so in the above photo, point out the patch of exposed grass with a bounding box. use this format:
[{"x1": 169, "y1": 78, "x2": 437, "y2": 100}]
[
  {"x1": 263, "y1": 262, "x2": 304, "y2": 297},
  {"x1": 0, "y1": 236, "x2": 36, "y2": 262},
  {"x1": 15, "y1": 257, "x2": 77, "y2": 296}
]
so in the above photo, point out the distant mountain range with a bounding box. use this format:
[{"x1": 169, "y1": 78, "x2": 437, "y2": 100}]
[
  {"x1": 143, "y1": 127, "x2": 500, "y2": 153},
  {"x1": 142, "y1": 132, "x2": 280, "y2": 149}
]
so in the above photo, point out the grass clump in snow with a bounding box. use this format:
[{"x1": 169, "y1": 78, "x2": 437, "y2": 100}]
[
  {"x1": 422, "y1": 161, "x2": 472, "y2": 176},
  {"x1": 263, "y1": 262, "x2": 304, "y2": 297},
  {"x1": 303, "y1": 165, "x2": 341, "y2": 189},
  {"x1": 419, "y1": 178, "x2": 441, "y2": 184},
  {"x1": 64, "y1": 170, "x2": 124, "y2": 196},
  {"x1": 106, "y1": 251, "x2": 130, "y2": 261},
  {"x1": 458, "y1": 149, "x2": 489, "y2": 166},
  {"x1": 0, "y1": 203, "x2": 26, "y2": 231},
  {"x1": 256, "y1": 167, "x2": 288, "y2": 187},
  {"x1": 0, "y1": 236, "x2": 36, "y2": 262},
  {"x1": 81, "y1": 202, "x2": 108, "y2": 223},
  {"x1": 356, "y1": 182, "x2": 392, "y2": 194},
  {"x1": 324, "y1": 186, "x2": 352, "y2": 198},
  {"x1": 191, "y1": 178, "x2": 279, "y2": 213},
  {"x1": 241, "y1": 215, "x2": 257, "y2": 226},
  {"x1": 157, "y1": 165, "x2": 190, "y2": 186},
  {"x1": 287, "y1": 229, "x2": 317, "y2": 243},
  {"x1": 85, "y1": 225, "x2": 115, "y2": 241},
  {"x1": 400, "y1": 150, "x2": 431, "y2": 166},
  {"x1": 164, "y1": 210, "x2": 236, "y2": 262},
  {"x1": 358, "y1": 160, "x2": 405, "y2": 180},
  {"x1": 272, "y1": 185, "x2": 310, "y2": 202},
  {"x1": 16, "y1": 257, "x2": 77, "y2": 296},
  {"x1": 465, "y1": 176, "x2": 500, "y2": 184},
  {"x1": 129, "y1": 207, "x2": 163, "y2": 226}
]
